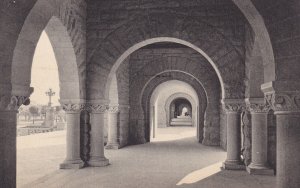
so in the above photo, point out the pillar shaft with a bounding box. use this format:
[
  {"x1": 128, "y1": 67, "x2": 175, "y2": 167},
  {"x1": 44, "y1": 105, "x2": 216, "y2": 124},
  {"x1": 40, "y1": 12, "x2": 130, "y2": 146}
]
[
  {"x1": 88, "y1": 112, "x2": 109, "y2": 166},
  {"x1": 106, "y1": 110, "x2": 119, "y2": 149},
  {"x1": 60, "y1": 104, "x2": 84, "y2": 169},
  {"x1": 222, "y1": 101, "x2": 245, "y2": 170},
  {"x1": 0, "y1": 110, "x2": 17, "y2": 188},
  {"x1": 246, "y1": 106, "x2": 274, "y2": 175},
  {"x1": 225, "y1": 112, "x2": 242, "y2": 164},
  {"x1": 276, "y1": 113, "x2": 300, "y2": 188}
]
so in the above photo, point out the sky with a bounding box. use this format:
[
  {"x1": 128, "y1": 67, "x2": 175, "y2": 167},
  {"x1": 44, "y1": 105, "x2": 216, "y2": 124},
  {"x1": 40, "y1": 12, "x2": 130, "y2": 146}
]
[{"x1": 30, "y1": 31, "x2": 60, "y2": 106}]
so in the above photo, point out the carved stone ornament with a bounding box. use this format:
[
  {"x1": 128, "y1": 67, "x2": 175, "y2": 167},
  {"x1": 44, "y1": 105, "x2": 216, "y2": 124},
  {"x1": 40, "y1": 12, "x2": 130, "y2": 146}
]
[
  {"x1": 223, "y1": 103, "x2": 246, "y2": 113},
  {"x1": 107, "y1": 105, "x2": 119, "y2": 113},
  {"x1": 0, "y1": 95, "x2": 30, "y2": 111},
  {"x1": 85, "y1": 103, "x2": 109, "y2": 113},
  {"x1": 247, "y1": 103, "x2": 270, "y2": 113},
  {"x1": 265, "y1": 92, "x2": 300, "y2": 112},
  {"x1": 60, "y1": 103, "x2": 85, "y2": 112}
]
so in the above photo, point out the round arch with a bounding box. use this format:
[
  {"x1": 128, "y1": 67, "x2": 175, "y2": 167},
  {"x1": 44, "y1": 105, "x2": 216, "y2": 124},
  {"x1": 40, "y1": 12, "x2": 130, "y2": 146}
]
[
  {"x1": 231, "y1": 0, "x2": 275, "y2": 82},
  {"x1": 149, "y1": 80, "x2": 199, "y2": 141},
  {"x1": 140, "y1": 72, "x2": 220, "y2": 145},
  {"x1": 12, "y1": 16, "x2": 81, "y2": 101},
  {"x1": 10, "y1": 0, "x2": 83, "y2": 102},
  {"x1": 86, "y1": 13, "x2": 246, "y2": 101},
  {"x1": 165, "y1": 93, "x2": 199, "y2": 140}
]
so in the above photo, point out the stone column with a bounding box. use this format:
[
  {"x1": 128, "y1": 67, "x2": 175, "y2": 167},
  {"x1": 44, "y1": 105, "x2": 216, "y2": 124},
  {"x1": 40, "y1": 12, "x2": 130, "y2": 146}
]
[
  {"x1": 87, "y1": 104, "x2": 109, "y2": 167},
  {"x1": 222, "y1": 100, "x2": 245, "y2": 170},
  {"x1": 0, "y1": 94, "x2": 31, "y2": 188},
  {"x1": 59, "y1": 103, "x2": 84, "y2": 169},
  {"x1": 246, "y1": 98, "x2": 274, "y2": 175},
  {"x1": 106, "y1": 105, "x2": 120, "y2": 149},
  {"x1": 262, "y1": 82, "x2": 300, "y2": 188}
]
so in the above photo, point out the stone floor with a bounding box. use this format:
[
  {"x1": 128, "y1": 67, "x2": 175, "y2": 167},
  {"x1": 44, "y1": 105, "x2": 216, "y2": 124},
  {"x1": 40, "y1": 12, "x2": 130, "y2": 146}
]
[{"x1": 17, "y1": 127, "x2": 276, "y2": 188}]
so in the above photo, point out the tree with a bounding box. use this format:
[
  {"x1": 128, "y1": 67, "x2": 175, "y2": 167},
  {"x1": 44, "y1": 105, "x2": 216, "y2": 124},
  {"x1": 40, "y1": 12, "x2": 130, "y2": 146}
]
[
  {"x1": 29, "y1": 106, "x2": 39, "y2": 124},
  {"x1": 40, "y1": 105, "x2": 47, "y2": 119}
]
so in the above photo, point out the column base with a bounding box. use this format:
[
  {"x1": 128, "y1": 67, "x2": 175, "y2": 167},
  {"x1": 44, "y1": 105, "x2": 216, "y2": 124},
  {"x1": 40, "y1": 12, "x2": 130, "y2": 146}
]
[
  {"x1": 246, "y1": 164, "x2": 274, "y2": 175},
  {"x1": 88, "y1": 157, "x2": 109, "y2": 167},
  {"x1": 59, "y1": 159, "x2": 84, "y2": 169},
  {"x1": 105, "y1": 143, "x2": 120, "y2": 150},
  {"x1": 222, "y1": 160, "x2": 245, "y2": 170}
]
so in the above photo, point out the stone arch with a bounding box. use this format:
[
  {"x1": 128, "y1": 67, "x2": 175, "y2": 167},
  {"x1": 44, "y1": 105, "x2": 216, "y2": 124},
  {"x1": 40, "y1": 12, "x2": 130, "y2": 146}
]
[
  {"x1": 164, "y1": 93, "x2": 198, "y2": 129},
  {"x1": 138, "y1": 71, "x2": 221, "y2": 145},
  {"x1": 231, "y1": 0, "x2": 275, "y2": 82},
  {"x1": 10, "y1": 0, "x2": 84, "y2": 102},
  {"x1": 87, "y1": 13, "x2": 246, "y2": 101},
  {"x1": 149, "y1": 80, "x2": 199, "y2": 140}
]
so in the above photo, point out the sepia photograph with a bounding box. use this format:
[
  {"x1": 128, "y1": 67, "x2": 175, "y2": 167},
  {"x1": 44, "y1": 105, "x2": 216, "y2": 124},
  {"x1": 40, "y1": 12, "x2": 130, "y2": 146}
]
[{"x1": 0, "y1": 0, "x2": 299, "y2": 188}]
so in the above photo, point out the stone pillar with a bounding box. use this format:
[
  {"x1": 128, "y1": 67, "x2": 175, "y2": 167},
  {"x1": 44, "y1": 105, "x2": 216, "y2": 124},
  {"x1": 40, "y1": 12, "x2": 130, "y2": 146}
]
[
  {"x1": 87, "y1": 104, "x2": 109, "y2": 167},
  {"x1": 106, "y1": 105, "x2": 120, "y2": 149},
  {"x1": 59, "y1": 103, "x2": 84, "y2": 169},
  {"x1": 222, "y1": 100, "x2": 245, "y2": 170},
  {"x1": 246, "y1": 98, "x2": 274, "y2": 175},
  {"x1": 0, "y1": 94, "x2": 31, "y2": 188},
  {"x1": 262, "y1": 82, "x2": 300, "y2": 188}
]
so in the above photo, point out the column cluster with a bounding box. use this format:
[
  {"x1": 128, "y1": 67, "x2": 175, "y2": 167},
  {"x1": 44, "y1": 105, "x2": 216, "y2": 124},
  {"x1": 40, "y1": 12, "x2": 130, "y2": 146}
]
[
  {"x1": 222, "y1": 98, "x2": 275, "y2": 174},
  {"x1": 59, "y1": 102, "x2": 122, "y2": 169}
]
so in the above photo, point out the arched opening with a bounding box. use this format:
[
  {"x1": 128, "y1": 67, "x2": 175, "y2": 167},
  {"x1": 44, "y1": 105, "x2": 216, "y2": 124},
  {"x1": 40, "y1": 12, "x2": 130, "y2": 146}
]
[
  {"x1": 105, "y1": 38, "x2": 226, "y2": 100},
  {"x1": 149, "y1": 80, "x2": 199, "y2": 142},
  {"x1": 169, "y1": 98, "x2": 193, "y2": 127},
  {"x1": 13, "y1": 16, "x2": 82, "y2": 187}
]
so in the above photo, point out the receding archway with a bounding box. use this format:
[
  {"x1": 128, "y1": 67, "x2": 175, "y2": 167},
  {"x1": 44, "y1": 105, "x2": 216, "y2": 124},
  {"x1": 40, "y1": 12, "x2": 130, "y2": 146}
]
[{"x1": 149, "y1": 80, "x2": 199, "y2": 142}]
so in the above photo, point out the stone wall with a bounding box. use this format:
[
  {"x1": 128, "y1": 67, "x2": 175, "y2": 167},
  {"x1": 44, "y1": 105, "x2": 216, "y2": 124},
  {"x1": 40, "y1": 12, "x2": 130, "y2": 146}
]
[
  {"x1": 86, "y1": 0, "x2": 247, "y2": 100},
  {"x1": 251, "y1": 0, "x2": 300, "y2": 82}
]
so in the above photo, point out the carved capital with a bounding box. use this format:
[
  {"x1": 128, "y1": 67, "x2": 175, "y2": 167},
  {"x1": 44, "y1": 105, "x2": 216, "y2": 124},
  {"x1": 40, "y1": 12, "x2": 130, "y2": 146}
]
[
  {"x1": 223, "y1": 103, "x2": 246, "y2": 113},
  {"x1": 246, "y1": 99, "x2": 270, "y2": 113},
  {"x1": 247, "y1": 103, "x2": 270, "y2": 113},
  {"x1": 85, "y1": 103, "x2": 109, "y2": 113},
  {"x1": 265, "y1": 92, "x2": 300, "y2": 113},
  {"x1": 222, "y1": 99, "x2": 246, "y2": 113},
  {"x1": 0, "y1": 95, "x2": 30, "y2": 111},
  {"x1": 60, "y1": 103, "x2": 85, "y2": 113}
]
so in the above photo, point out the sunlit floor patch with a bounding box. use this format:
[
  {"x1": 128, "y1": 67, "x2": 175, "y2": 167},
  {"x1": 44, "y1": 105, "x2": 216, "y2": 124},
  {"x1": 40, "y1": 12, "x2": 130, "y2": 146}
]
[
  {"x1": 151, "y1": 126, "x2": 197, "y2": 142},
  {"x1": 176, "y1": 162, "x2": 222, "y2": 186}
]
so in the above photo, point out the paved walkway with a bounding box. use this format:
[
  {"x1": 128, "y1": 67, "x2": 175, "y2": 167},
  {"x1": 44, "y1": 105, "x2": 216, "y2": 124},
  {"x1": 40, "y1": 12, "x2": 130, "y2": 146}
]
[{"x1": 17, "y1": 128, "x2": 276, "y2": 188}]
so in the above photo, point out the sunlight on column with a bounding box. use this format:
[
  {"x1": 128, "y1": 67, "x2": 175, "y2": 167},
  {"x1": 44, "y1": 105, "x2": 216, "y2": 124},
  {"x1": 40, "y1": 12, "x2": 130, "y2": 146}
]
[{"x1": 176, "y1": 162, "x2": 222, "y2": 186}]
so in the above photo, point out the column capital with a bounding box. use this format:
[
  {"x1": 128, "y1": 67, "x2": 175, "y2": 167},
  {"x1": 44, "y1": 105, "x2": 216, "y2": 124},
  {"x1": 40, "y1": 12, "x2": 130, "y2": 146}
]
[
  {"x1": 262, "y1": 81, "x2": 300, "y2": 114},
  {"x1": 245, "y1": 98, "x2": 270, "y2": 113},
  {"x1": 60, "y1": 102, "x2": 85, "y2": 113},
  {"x1": 222, "y1": 99, "x2": 246, "y2": 113},
  {"x1": 0, "y1": 95, "x2": 30, "y2": 111},
  {"x1": 85, "y1": 103, "x2": 109, "y2": 113}
]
